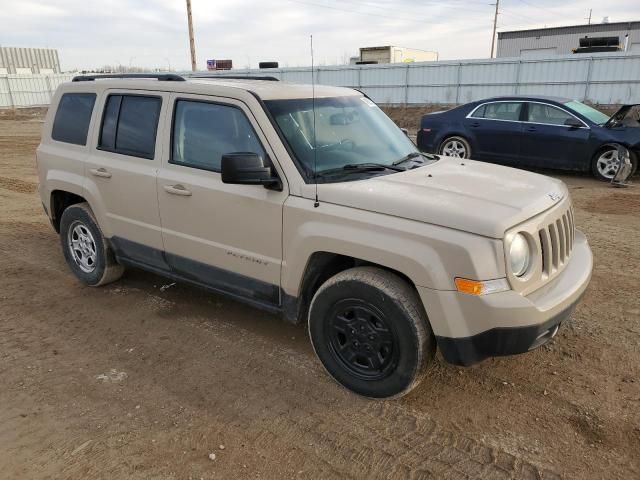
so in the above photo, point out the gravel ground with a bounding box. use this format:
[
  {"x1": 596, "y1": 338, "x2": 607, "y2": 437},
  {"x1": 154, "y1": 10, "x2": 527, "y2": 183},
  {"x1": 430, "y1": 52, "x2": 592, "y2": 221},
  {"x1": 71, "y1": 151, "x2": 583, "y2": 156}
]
[{"x1": 1, "y1": 113, "x2": 639, "y2": 479}]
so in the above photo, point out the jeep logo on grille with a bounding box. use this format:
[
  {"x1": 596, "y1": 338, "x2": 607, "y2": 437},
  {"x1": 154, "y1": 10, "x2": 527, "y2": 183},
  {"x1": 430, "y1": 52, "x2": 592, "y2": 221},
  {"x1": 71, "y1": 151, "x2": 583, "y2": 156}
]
[{"x1": 548, "y1": 192, "x2": 562, "y2": 202}]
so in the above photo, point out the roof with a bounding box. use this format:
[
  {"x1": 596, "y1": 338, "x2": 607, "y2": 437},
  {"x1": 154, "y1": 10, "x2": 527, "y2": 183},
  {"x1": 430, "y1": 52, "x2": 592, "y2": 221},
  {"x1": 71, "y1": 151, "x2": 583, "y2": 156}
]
[
  {"x1": 190, "y1": 78, "x2": 357, "y2": 100},
  {"x1": 480, "y1": 95, "x2": 571, "y2": 103},
  {"x1": 498, "y1": 20, "x2": 640, "y2": 38},
  {"x1": 64, "y1": 76, "x2": 359, "y2": 101}
]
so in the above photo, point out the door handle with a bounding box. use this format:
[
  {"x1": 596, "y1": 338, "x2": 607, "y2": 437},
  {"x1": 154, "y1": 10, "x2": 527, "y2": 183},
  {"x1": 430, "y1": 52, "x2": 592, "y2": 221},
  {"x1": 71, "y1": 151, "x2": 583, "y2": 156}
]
[
  {"x1": 89, "y1": 167, "x2": 112, "y2": 178},
  {"x1": 163, "y1": 184, "x2": 192, "y2": 196},
  {"x1": 470, "y1": 122, "x2": 480, "y2": 127},
  {"x1": 526, "y1": 126, "x2": 537, "y2": 132}
]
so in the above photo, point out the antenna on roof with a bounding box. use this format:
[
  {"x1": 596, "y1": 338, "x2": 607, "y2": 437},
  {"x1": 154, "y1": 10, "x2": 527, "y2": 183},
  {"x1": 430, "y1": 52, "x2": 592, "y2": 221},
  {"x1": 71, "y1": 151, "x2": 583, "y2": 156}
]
[{"x1": 311, "y1": 34, "x2": 319, "y2": 208}]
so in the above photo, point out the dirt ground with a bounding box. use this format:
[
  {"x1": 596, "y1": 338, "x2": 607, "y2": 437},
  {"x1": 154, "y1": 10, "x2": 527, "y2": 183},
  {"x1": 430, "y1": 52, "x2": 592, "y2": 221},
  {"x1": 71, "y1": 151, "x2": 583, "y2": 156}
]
[{"x1": 1, "y1": 112, "x2": 639, "y2": 480}]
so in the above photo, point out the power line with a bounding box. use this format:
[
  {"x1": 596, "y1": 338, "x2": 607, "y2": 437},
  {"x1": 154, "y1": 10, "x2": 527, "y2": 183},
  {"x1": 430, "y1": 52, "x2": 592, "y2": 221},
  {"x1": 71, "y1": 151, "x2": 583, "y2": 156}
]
[{"x1": 286, "y1": 0, "x2": 491, "y2": 23}]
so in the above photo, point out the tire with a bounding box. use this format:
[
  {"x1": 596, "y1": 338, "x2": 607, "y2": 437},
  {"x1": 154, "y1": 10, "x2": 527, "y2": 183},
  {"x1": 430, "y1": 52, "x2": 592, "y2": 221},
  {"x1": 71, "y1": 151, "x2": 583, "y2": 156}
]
[
  {"x1": 439, "y1": 136, "x2": 471, "y2": 159},
  {"x1": 591, "y1": 147, "x2": 638, "y2": 181},
  {"x1": 59, "y1": 203, "x2": 124, "y2": 286},
  {"x1": 308, "y1": 267, "x2": 435, "y2": 399}
]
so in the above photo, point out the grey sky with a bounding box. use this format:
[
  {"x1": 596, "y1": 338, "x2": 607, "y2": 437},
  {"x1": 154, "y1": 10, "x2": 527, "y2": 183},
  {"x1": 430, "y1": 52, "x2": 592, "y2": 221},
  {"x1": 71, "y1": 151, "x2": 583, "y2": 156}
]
[{"x1": 2, "y1": 0, "x2": 639, "y2": 71}]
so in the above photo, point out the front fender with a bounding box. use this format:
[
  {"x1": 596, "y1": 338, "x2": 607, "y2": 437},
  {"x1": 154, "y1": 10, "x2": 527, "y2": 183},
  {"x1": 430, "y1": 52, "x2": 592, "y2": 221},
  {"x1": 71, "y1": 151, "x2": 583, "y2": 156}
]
[{"x1": 281, "y1": 196, "x2": 506, "y2": 298}]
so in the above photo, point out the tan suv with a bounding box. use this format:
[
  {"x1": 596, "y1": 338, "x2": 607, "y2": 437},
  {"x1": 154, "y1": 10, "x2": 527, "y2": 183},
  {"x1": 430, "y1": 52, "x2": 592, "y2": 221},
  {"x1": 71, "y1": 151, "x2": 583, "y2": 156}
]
[{"x1": 36, "y1": 74, "x2": 593, "y2": 398}]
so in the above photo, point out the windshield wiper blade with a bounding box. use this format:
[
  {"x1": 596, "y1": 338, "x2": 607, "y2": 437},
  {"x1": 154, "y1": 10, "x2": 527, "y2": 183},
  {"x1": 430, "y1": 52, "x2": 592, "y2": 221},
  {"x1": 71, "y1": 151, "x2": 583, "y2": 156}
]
[
  {"x1": 315, "y1": 162, "x2": 404, "y2": 178},
  {"x1": 392, "y1": 151, "x2": 438, "y2": 166},
  {"x1": 343, "y1": 162, "x2": 405, "y2": 172}
]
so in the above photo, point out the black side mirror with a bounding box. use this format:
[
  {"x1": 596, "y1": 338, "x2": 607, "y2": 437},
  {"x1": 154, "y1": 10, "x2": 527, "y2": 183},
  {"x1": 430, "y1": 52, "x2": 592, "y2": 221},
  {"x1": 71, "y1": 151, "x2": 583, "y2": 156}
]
[
  {"x1": 221, "y1": 153, "x2": 282, "y2": 190},
  {"x1": 564, "y1": 117, "x2": 583, "y2": 129}
]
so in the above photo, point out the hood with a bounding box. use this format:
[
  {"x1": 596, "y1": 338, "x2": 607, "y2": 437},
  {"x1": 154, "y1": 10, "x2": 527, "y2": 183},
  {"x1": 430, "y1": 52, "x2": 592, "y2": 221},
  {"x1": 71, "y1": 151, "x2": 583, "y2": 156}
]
[
  {"x1": 604, "y1": 104, "x2": 640, "y2": 128},
  {"x1": 313, "y1": 157, "x2": 568, "y2": 238}
]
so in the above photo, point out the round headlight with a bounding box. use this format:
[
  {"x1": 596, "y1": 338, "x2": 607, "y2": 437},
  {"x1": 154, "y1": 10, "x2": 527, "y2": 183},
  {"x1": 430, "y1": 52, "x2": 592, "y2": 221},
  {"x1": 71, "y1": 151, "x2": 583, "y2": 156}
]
[{"x1": 509, "y1": 233, "x2": 530, "y2": 277}]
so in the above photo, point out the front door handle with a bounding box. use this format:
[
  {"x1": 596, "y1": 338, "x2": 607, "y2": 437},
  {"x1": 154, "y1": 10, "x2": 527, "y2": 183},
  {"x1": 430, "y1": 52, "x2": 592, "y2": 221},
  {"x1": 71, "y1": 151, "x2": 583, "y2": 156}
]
[
  {"x1": 470, "y1": 122, "x2": 480, "y2": 128},
  {"x1": 526, "y1": 126, "x2": 537, "y2": 132},
  {"x1": 89, "y1": 167, "x2": 112, "y2": 178},
  {"x1": 163, "y1": 184, "x2": 192, "y2": 196}
]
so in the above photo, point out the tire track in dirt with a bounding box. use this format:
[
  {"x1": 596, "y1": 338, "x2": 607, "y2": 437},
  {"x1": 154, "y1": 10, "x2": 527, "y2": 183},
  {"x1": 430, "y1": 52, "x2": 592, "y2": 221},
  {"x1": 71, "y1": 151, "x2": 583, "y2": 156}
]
[{"x1": 0, "y1": 248, "x2": 563, "y2": 480}]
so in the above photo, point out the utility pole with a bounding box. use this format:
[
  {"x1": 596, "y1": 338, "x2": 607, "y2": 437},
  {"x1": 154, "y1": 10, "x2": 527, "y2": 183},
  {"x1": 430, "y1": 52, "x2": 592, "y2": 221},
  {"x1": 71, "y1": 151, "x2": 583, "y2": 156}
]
[
  {"x1": 586, "y1": 8, "x2": 592, "y2": 24},
  {"x1": 490, "y1": 0, "x2": 500, "y2": 59},
  {"x1": 186, "y1": 0, "x2": 197, "y2": 71}
]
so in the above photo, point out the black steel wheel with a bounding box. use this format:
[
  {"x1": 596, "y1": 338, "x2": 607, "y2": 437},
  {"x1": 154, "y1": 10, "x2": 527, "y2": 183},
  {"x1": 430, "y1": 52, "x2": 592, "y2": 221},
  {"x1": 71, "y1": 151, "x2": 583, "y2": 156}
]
[
  {"x1": 309, "y1": 267, "x2": 435, "y2": 399},
  {"x1": 327, "y1": 299, "x2": 399, "y2": 381}
]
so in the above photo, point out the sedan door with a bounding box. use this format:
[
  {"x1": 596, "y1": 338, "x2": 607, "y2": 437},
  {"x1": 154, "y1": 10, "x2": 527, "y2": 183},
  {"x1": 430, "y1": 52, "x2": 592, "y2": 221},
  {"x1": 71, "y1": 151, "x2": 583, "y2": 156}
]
[
  {"x1": 520, "y1": 102, "x2": 591, "y2": 170},
  {"x1": 157, "y1": 94, "x2": 288, "y2": 308},
  {"x1": 463, "y1": 101, "x2": 525, "y2": 164}
]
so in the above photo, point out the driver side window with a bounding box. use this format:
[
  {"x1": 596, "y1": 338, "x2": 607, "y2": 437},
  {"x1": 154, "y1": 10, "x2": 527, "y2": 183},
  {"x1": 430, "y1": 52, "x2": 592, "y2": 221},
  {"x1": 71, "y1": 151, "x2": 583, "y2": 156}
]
[{"x1": 171, "y1": 99, "x2": 265, "y2": 172}]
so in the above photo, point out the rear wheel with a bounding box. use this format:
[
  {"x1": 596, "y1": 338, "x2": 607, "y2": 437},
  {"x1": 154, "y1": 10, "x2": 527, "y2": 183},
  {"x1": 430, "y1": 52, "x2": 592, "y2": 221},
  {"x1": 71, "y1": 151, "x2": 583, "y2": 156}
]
[
  {"x1": 592, "y1": 147, "x2": 638, "y2": 181},
  {"x1": 59, "y1": 203, "x2": 124, "y2": 286},
  {"x1": 308, "y1": 267, "x2": 435, "y2": 399},
  {"x1": 439, "y1": 136, "x2": 471, "y2": 159}
]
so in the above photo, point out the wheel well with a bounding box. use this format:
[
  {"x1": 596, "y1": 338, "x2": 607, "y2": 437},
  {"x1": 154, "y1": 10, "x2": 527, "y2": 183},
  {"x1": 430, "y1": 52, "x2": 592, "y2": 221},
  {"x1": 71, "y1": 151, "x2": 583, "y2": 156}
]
[
  {"x1": 284, "y1": 252, "x2": 418, "y2": 324},
  {"x1": 50, "y1": 190, "x2": 86, "y2": 233}
]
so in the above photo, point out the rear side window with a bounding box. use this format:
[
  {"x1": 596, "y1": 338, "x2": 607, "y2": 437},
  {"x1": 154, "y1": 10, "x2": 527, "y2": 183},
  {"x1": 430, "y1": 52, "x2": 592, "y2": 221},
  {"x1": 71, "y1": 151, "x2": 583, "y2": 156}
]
[
  {"x1": 171, "y1": 100, "x2": 265, "y2": 172},
  {"x1": 99, "y1": 94, "x2": 162, "y2": 159},
  {"x1": 471, "y1": 102, "x2": 523, "y2": 121},
  {"x1": 51, "y1": 93, "x2": 96, "y2": 145}
]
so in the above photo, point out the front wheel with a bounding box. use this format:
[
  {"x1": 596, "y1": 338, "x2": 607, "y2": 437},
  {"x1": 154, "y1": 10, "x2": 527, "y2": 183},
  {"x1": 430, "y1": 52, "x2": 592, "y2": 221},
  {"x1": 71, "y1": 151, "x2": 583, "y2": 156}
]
[
  {"x1": 308, "y1": 267, "x2": 435, "y2": 399},
  {"x1": 439, "y1": 136, "x2": 471, "y2": 159},
  {"x1": 592, "y1": 148, "x2": 638, "y2": 181}
]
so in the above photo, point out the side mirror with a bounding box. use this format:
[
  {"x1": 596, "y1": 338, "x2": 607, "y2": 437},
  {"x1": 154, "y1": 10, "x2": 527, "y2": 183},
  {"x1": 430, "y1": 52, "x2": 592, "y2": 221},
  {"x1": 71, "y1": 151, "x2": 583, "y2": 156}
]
[
  {"x1": 400, "y1": 128, "x2": 410, "y2": 137},
  {"x1": 564, "y1": 117, "x2": 583, "y2": 129},
  {"x1": 221, "y1": 153, "x2": 282, "y2": 190}
]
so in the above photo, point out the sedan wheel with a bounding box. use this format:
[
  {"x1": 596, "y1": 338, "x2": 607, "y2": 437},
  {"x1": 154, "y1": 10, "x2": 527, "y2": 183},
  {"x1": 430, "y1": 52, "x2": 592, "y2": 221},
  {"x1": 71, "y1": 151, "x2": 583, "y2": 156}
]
[
  {"x1": 440, "y1": 137, "x2": 470, "y2": 158},
  {"x1": 595, "y1": 149, "x2": 621, "y2": 180}
]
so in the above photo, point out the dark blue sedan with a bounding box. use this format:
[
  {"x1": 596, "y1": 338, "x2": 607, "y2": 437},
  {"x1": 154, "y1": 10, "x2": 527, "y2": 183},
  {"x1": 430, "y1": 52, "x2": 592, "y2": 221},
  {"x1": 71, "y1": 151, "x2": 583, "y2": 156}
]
[{"x1": 417, "y1": 96, "x2": 640, "y2": 180}]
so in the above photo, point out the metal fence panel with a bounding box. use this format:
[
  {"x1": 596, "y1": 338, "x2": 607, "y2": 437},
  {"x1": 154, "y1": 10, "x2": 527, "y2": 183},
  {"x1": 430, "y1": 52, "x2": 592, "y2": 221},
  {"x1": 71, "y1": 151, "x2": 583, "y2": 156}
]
[{"x1": 1, "y1": 54, "x2": 639, "y2": 109}]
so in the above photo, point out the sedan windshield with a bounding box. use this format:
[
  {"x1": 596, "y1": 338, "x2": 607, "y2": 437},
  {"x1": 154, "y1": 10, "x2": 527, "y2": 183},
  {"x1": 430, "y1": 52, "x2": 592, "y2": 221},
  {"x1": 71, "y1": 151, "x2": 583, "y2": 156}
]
[
  {"x1": 564, "y1": 100, "x2": 610, "y2": 125},
  {"x1": 264, "y1": 96, "x2": 423, "y2": 181}
]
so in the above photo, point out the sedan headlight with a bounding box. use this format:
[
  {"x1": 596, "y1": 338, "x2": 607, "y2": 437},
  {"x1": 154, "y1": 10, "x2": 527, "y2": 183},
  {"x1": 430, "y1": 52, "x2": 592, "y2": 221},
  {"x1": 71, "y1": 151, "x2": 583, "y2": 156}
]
[{"x1": 509, "y1": 233, "x2": 530, "y2": 277}]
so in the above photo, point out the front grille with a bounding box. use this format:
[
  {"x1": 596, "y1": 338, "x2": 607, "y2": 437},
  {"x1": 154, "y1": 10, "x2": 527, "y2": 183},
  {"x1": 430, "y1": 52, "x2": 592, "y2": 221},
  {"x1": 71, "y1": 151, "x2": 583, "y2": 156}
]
[{"x1": 538, "y1": 206, "x2": 575, "y2": 277}]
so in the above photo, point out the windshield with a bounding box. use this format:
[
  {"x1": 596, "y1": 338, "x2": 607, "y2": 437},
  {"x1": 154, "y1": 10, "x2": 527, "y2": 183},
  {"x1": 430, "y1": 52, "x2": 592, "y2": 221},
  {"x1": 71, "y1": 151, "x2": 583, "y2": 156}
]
[
  {"x1": 564, "y1": 100, "x2": 610, "y2": 125},
  {"x1": 264, "y1": 96, "x2": 420, "y2": 181}
]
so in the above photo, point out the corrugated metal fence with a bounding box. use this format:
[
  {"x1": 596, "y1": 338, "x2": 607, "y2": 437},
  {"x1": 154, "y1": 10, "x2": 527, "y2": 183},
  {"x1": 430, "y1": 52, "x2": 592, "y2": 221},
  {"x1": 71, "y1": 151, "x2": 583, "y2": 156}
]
[
  {"x1": 1, "y1": 53, "x2": 639, "y2": 108},
  {"x1": 0, "y1": 74, "x2": 73, "y2": 108}
]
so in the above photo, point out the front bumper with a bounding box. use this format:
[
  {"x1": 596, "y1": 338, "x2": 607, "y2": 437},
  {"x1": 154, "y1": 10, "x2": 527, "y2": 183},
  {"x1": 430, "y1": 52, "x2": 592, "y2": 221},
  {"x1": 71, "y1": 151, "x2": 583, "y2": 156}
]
[{"x1": 418, "y1": 229, "x2": 593, "y2": 366}]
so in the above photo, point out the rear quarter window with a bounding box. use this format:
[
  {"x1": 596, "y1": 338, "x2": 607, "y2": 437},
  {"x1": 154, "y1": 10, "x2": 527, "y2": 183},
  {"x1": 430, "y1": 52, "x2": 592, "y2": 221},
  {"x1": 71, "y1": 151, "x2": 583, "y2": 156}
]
[{"x1": 51, "y1": 93, "x2": 96, "y2": 145}]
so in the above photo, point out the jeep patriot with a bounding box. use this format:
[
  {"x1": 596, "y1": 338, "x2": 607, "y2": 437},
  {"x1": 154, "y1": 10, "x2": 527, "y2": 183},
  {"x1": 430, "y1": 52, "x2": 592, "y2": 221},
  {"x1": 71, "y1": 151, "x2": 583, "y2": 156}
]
[{"x1": 36, "y1": 74, "x2": 593, "y2": 398}]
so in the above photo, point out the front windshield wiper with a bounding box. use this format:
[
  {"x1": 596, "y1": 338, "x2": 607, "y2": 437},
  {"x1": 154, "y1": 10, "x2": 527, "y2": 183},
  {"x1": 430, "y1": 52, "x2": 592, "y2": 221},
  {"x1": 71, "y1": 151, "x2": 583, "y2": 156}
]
[
  {"x1": 316, "y1": 162, "x2": 404, "y2": 178},
  {"x1": 392, "y1": 151, "x2": 438, "y2": 167}
]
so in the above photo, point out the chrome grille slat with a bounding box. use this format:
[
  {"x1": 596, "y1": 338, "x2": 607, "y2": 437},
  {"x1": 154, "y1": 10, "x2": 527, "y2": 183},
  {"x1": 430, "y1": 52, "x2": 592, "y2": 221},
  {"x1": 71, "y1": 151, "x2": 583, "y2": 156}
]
[
  {"x1": 548, "y1": 222, "x2": 559, "y2": 270},
  {"x1": 556, "y1": 219, "x2": 566, "y2": 264},
  {"x1": 562, "y1": 214, "x2": 571, "y2": 257},
  {"x1": 539, "y1": 229, "x2": 551, "y2": 276}
]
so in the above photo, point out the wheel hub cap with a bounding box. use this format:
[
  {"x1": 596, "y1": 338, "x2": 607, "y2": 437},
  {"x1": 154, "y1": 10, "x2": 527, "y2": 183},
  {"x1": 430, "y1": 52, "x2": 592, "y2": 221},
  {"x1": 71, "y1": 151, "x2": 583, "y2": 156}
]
[
  {"x1": 67, "y1": 221, "x2": 97, "y2": 273},
  {"x1": 442, "y1": 140, "x2": 466, "y2": 158},
  {"x1": 328, "y1": 301, "x2": 397, "y2": 380},
  {"x1": 597, "y1": 150, "x2": 620, "y2": 179}
]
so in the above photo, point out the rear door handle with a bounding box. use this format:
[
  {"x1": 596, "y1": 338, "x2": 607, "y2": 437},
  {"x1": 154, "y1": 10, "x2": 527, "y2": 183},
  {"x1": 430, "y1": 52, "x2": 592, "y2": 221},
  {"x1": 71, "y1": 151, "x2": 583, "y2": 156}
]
[
  {"x1": 163, "y1": 184, "x2": 192, "y2": 196},
  {"x1": 470, "y1": 122, "x2": 480, "y2": 128},
  {"x1": 89, "y1": 167, "x2": 112, "y2": 178},
  {"x1": 526, "y1": 126, "x2": 537, "y2": 132}
]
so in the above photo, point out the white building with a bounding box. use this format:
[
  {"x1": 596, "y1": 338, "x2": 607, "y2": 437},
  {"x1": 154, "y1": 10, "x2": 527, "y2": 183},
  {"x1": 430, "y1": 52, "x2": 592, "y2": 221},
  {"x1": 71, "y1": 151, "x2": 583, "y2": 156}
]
[
  {"x1": 0, "y1": 47, "x2": 61, "y2": 75},
  {"x1": 497, "y1": 21, "x2": 640, "y2": 58},
  {"x1": 357, "y1": 46, "x2": 438, "y2": 64}
]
